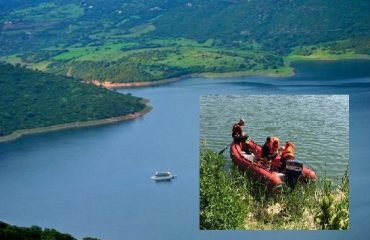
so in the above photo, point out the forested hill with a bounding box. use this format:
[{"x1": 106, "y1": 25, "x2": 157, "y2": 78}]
[
  {"x1": 0, "y1": 0, "x2": 369, "y2": 83},
  {"x1": 0, "y1": 220, "x2": 75, "y2": 240},
  {"x1": 0, "y1": 63, "x2": 146, "y2": 137},
  {"x1": 0, "y1": 220, "x2": 101, "y2": 240},
  {"x1": 1, "y1": 0, "x2": 369, "y2": 54},
  {"x1": 153, "y1": 0, "x2": 370, "y2": 52}
]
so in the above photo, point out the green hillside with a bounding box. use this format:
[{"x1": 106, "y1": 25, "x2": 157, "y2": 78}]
[
  {"x1": 1, "y1": 0, "x2": 369, "y2": 83},
  {"x1": 0, "y1": 63, "x2": 146, "y2": 137},
  {"x1": 1, "y1": 0, "x2": 369, "y2": 54},
  {"x1": 154, "y1": 0, "x2": 370, "y2": 52}
]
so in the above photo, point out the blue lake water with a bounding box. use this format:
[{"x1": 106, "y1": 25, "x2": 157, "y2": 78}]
[
  {"x1": 0, "y1": 60, "x2": 370, "y2": 239},
  {"x1": 200, "y1": 94, "x2": 349, "y2": 180}
]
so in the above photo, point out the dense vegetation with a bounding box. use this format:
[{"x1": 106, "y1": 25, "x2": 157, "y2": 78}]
[
  {"x1": 200, "y1": 149, "x2": 349, "y2": 230},
  {"x1": 0, "y1": 63, "x2": 146, "y2": 136},
  {"x1": 45, "y1": 44, "x2": 286, "y2": 83},
  {"x1": 0, "y1": 221, "x2": 74, "y2": 240},
  {"x1": 200, "y1": 149, "x2": 247, "y2": 229},
  {"x1": 154, "y1": 0, "x2": 370, "y2": 53},
  {"x1": 0, "y1": 221, "x2": 101, "y2": 240},
  {"x1": 1, "y1": 0, "x2": 369, "y2": 54},
  {"x1": 0, "y1": 0, "x2": 369, "y2": 83}
]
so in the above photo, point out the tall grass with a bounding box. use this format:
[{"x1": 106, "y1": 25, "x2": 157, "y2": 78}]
[
  {"x1": 315, "y1": 167, "x2": 349, "y2": 230},
  {"x1": 200, "y1": 148, "x2": 349, "y2": 230},
  {"x1": 200, "y1": 149, "x2": 248, "y2": 229}
]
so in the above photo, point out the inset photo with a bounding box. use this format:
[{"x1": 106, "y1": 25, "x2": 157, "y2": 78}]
[{"x1": 200, "y1": 95, "x2": 349, "y2": 230}]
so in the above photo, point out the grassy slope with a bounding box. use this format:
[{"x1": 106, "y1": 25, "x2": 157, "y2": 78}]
[
  {"x1": 5, "y1": 37, "x2": 369, "y2": 83},
  {"x1": 286, "y1": 49, "x2": 370, "y2": 62},
  {"x1": 6, "y1": 2, "x2": 83, "y2": 21},
  {"x1": 1, "y1": 40, "x2": 364, "y2": 83},
  {"x1": 286, "y1": 38, "x2": 370, "y2": 61},
  {"x1": 200, "y1": 149, "x2": 349, "y2": 230},
  {"x1": 1, "y1": 39, "x2": 291, "y2": 83}
]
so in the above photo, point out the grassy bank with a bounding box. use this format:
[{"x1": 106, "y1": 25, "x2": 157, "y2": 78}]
[
  {"x1": 199, "y1": 65, "x2": 294, "y2": 78},
  {"x1": 200, "y1": 149, "x2": 349, "y2": 230},
  {"x1": 286, "y1": 40, "x2": 370, "y2": 62},
  {"x1": 286, "y1": 51, "x2": 370, "y2": 62}
]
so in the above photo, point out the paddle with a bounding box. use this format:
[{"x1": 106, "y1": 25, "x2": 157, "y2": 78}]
[{"x1": 218, "y1": 142, "x2": 232, "y2": 155}]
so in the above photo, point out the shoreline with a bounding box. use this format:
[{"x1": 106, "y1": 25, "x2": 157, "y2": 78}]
[
  {"x1": 2, "y1": 56, "x2": 367, "y2": 142},
  {"x1": 0, "y1": 99, "x2": 152, "y2": 143},
  {"x1": 90, "y1": 69, "x2": 295, "y2": 89},
  {"x1": 89, "y1": 55, "x2": 369, "y2": 90},
  {"x1": 89, "y1": 74, "x2": 196, "y2": 89},
  {"x1": 285, "y1": 53, "x2": 370, "y2": 62}
]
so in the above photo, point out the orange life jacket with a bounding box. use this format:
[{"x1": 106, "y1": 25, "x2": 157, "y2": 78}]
[{"x1": 282, "y1": 141, "x2": 295, "y2": 159}]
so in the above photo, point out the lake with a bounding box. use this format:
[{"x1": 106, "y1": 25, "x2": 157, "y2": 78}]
[
  {"x1": 1, "y1": 60, "x2": 370, "y2": 240},
  {"x1": 200, "y1": 95, "x2": 349, "y2": 180}
]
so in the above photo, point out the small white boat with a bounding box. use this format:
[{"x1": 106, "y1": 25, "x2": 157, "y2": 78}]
[
  {"x1": 154, "y1": 171, "x2": 171, "y2": 177},
  {"x1": 151, "y1": 171, "x2": 176, "y2": 181}
]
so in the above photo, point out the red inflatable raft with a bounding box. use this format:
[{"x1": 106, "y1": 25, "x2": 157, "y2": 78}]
[{"x1": 230, "y1": 140, "x2": 317, "y2": 192}]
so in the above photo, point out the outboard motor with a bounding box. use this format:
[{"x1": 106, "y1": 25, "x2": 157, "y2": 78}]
[{"x1": 285, "y1": 160, "x2": 303, "y2": 189}]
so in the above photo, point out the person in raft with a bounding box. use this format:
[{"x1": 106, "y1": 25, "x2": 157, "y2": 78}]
[
  {"x1": 279, "y1": 141, "x2": 296, "y2": 172},
  {"x1": 261, "y1": 137, "x2": 279, "y2": 166},
  {"x1": 232, "y1": 118, "x2": 251, "y2": 153},
  {"x1": 232, "y1": 118, "x2": 249, "y2": 143}
]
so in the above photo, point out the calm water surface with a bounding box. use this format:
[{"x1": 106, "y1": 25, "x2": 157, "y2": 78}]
[
  {"x1": 200, "y1": 95, "x2": 348, "y2": 179},
  {"x1": 0, "y1": 60, "x2": 370, "y2": 240}
]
